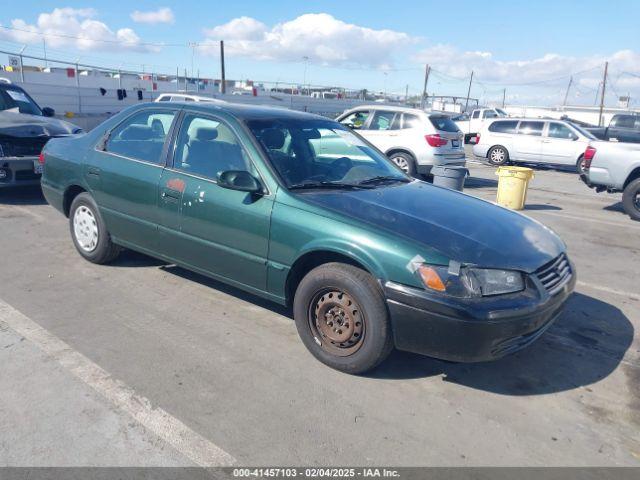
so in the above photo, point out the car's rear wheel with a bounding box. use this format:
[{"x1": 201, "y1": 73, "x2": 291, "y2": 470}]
[
  {"x1": 622, "y1": 178, "x2": 640, "y2": 221},
  {"x1": 388, "y1": 152, "x2": 416, "y2": 176},
  {"x1": 69, "y1": 192, "x2": 121, "y2": 264},
  {"x1": 576, "y1": 155, "x2": 587, "y2": 175},
  {"x1": 488, "y1": 146, "x2": 509, "y2": 166},
  {"x1": 293, "y1": 263, "x2": 393, "y2": 374}
]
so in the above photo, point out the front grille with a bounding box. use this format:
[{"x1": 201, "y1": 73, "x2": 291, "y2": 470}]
[
  {"x1": 535, "y1": 253, "x2": 572, "y2": 296},
  {"x1": 0, "y1": 137, "x2": 50, "y2": 157}
]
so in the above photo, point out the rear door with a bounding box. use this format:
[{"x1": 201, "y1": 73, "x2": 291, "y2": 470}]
[
  {"x1": 86, "y1": 108, "x2": 178, "y2": 252},
  {"x1": 542, "y1": 122, "x2": 580, "y2": 165},
  {"x1": 157, "y1": 112, "x2": 273, "y2": 290},
  {"x1": 513, "y1": 120, "x2": 544, "y2": 161}
]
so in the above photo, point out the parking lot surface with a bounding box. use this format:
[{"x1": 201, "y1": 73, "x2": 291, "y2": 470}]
[{"x1": 1, "y1": 156, "x2": 639, "y2": 466}]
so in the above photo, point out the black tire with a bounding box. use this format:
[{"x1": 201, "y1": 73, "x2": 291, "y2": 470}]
[
  {"x1": 293, "y1": 262, "x2": 393, "y2": 374},
  {"x1": 388, "y1": 152, "x2": 417, "y2": 177},
  {"x1": 622, "y1": 178, "x2": 640, "y2": 221},
  {"x1": 69, "y1": 192, "x2": 121, "y2": 264},
  {"x1": 576, "y1": 155, "x2": 587, "y2": 175},
  {"x1": 487, "y1": 145, "x2": 509, "y2": 166}
]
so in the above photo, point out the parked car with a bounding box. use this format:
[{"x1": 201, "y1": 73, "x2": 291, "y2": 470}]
[
  {"x1": 473, "y1": 118, "x2": 597, "y2": 173},
  {"x1": 587, "y1": 113, "x2": 640, "y2": 144},
  {"x1": 581, "y1": 141, "x2": 640, "y2": 220},
  {"x1": 155, "y1": 93, "x2": 225, "y2": 103},
  {"x1": 335, "y1": 105, "x2": 465, "y2": 176},
  {"x1": 41, "y1": 102, "x2": 575, "y2": 374},
  {"x1": 0, "y1": 79, "x2": 82, "y2": 188},
  {"x1": 454, "y1": 107, "x2": 508, "y2": 142}
]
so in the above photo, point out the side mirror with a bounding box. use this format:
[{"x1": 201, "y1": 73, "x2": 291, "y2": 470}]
[
  {"x1": 218, "y1": 170, "x2": 262, "y2": 194},
  {"x1": 42, "y1": 107, "x2": 55, "y2": 117}
]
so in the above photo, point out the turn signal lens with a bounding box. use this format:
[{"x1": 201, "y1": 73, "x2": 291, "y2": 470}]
[
  {"x1": 38, "y1": 152, "x2": 45, "y2": 164},
  {"x1": 417, "y1": 265, "x2": 446, "y2": 292}
]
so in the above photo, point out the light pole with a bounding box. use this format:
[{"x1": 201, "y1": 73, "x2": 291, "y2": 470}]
[
  {"x1": 383, "y1": 71, "x2": 388, "y2": 100},
  {"x1": 302, "y1": 56, "x2": 309, "y2": 96}
]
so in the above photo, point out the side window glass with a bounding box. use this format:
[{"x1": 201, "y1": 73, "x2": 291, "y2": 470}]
[
  {"x1": 548, "y1": 123, "x2": 577, "y2": 140},
  {"x1": 340, "y1": 110, "x2": 370, "y2": 130},
  {"x1": 369, "y1": 111, "x2": 397, "y2": 131},
  {"x1": 517, "y1": 121, "x2": 544, "y2": 136},
  {"x1": 173, "y1": 115, "x2": 251, "y2": 179},
  {"x1": 612, "y1": 115, "x2": 635, "y2": 129},
  {"x1": 472, "y1": 111, "x2": 480, "y2": 119},
  {"x1": 105, "y1": 110, "x2": 175, "y2": 164},
  {"x1": 483, "y1": 110, "x2": 498, "y2": 119},
  {"x1": 402, "y1": 114, "x2": 422, "y2": 129}
]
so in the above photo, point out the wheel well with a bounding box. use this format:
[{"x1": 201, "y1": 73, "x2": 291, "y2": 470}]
[
  {"x1": 386, "y1": 148, "x2": 415, "y2": 161},
  {"x1": 63, "y1": 185, "x2": 86, "y2": 217},
  {"x1": 624, "y1": 167, "x2": 640, "y2": 189},
  {"x1": 285, "y1": 251, "x2": 372, "y2": 306}
]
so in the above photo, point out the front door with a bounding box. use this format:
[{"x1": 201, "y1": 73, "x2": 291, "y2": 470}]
[
  {"x1": 86, "y1": 108, "x2": 177, "y2": 251},
  {"x1": 157, "y1": 112, "x2": 273, "y2": 291},
  {"x1": 542, "y1": 122, "x2": 580, "y2": 165}
]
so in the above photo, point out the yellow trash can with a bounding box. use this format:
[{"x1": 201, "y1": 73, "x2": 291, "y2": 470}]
[{"x1": 495, "y1": 166, "x2": 534, "y2": 210}]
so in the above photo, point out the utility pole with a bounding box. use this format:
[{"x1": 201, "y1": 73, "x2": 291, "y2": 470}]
[
  {"x1": 42, "y1": 38, "x2": 47, "y2": 68},
  {"x1": 420, "y1": 64, "x2": 430, "y2": 109},
  {"x1": 464, "y1": 70, "x2": 474, "y2": 112},
  {"x1": 563, "y1": 76, "x2": 573, "y2": 106},
  {"x1": 598, "y1": 61, "x2": 608, "y2": 127},
  {"x1": 405, "y1": 84, "x2": 409, "y2": 104},
  {"x1": 220, "y1": 40, "x2": 226, "y2": 94},
  {"x1": 502, "y1": 88, "x2": 506, "y2": 108}
]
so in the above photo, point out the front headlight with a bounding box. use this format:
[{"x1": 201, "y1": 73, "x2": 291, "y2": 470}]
[{"x1": 417, "y1": 264, "x2": 524, "y2": 297}]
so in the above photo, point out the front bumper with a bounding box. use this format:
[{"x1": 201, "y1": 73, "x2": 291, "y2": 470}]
[
  {"x1": 0, "y1": 156, "x2": 41, "y2": 188},
  {"x1": 385, "y1": 267, "x2": 576, "y2": 362}
]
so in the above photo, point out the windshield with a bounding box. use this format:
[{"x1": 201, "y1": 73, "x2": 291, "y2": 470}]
[
  {"x1": 569, "y1": 122, "x2": 596, "y2": 139},
  {"x1": 0, "y1": 87, "x2": 42, "y2": 115},
  {"x1": 495, "y1": 108, "x2": 508, "y2": 116},
  {"x1": 246, "y1": 119, "x2": 409, "y2": 188}
]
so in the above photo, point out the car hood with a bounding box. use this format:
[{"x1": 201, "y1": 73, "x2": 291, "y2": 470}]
[
  {"x1": 296, "y1": 181, "x2": 565, "y2": 273},
  {"x1": 0, "y1": 111, "x2": 79, "y2": 138}
]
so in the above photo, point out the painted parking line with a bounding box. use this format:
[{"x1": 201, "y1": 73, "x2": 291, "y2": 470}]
[
  {"x1": 0, "y1": 298, "x2": 236, "y2": 467},
  {"x1": 577, "y1": 281, "x2": 640, "y2": 301},
  {"x1": 532, "y1": 210, "x2": 640, "y2": 229}
]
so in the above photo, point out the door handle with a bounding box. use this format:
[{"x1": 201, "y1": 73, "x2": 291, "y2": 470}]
[
  {"x1": 161, "y1": 188, "x2": 181, "y2": 200},
  {"x1": 87, "y1": 166, "x2": 101, "y2": 177}
]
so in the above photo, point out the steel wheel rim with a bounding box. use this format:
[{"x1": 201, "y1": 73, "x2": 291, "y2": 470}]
[
  {"x1": 579, "y1": 157, "x2": 587, "y2": 173},
  {"x1": 490, "y1": 148, "x2": 505, "y2": 163},
  {"x1": 308, "y1": 289, "x2": 365, "y2": 356},
  {"x1": 634, "y1": 191, "x2": 640, "y2": 210},
  {"x1": 392, "y1": 156, "x2": 410, "y2": 173},
  {"x1": 73, "y1": 205, "x2": 99, "y2": 252}
]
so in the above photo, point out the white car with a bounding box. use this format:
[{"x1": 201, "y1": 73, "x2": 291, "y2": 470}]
[
  {"x1": 155, "y1": 93, "x2": 225, "y2": 103},
  {"x1": 335, "y1": 105, "x2": 465, "y2": 176},
  {"x1": 473, "y1": 118, "x2": 597, "y2": 173},
  {"x1": 454, "y1": 108, "x2": 508, "y2": 142}
]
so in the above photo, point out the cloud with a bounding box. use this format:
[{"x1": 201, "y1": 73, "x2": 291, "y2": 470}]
[
  {"x1": 0, "y1": 7, "x2": 157, "y2": 52},
  {"x1": 413, "y1": 45, "x2": 640, "y2": 104},
  {"x1": 200, "y1": 13, "x2": 412, "y2": 67},
  {"x1": 130, "y1": 7, "x2": 174, "y2": 25}
]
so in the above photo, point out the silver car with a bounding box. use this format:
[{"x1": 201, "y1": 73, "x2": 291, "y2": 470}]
[
  {"x1": 473, "y1": 118, "x2": 596, "y2": 173},
  {"x1": 336, "y1": 105, "x2": 465, "y2": 176}
]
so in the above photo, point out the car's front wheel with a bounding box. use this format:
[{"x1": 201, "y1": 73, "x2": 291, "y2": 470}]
[
  {"x1": 388, "y1": 152, "x2": 416, "y2": 176},
  {"x1": 293, "y1": 263, "x2": 393, "y2": 374},
  {"x1": 69, "y1": 192, "x2": 121, "y2": 264},
  {"x1": 622, "y1": 178, "x2": 640, "y2": 221},
  {"x1": 488, "y1": 146, "x2": 509, "y2": 166}
]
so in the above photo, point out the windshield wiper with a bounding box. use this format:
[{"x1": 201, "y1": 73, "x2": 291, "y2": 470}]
[
  {"x1": 358, "y1": 175, "x2": 412, "y2": 185},
  {"x1": 288, "y1": 181, "x2": 374, "y2": 190}
]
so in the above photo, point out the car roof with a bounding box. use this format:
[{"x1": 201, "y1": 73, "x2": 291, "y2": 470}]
[
  {"x1": 344, "y1": 104, "x2": 427, "y2": 115},
  {"x1": 159, "y1": 101, "x2": 328, "y2": 122}
]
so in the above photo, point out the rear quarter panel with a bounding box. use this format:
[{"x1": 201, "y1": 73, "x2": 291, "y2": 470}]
[{"x1": 588, "y1": 141, "x2": 640, "y2": 189}]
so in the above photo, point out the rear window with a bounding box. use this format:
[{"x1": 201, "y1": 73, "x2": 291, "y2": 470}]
[
  {"x1": 488, "y1": 120, "x2": 518, "y2": 134},
  {"x1": 429, "y1": 115, "x2": 460, "y2": 133},
  {"x1": 611, "y1": 115, "x2": 638, "y2": 129}
]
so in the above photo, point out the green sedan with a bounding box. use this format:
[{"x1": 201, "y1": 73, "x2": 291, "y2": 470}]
[{"x1": 41, "y1": 102, "x2": 575, "y2": 374}]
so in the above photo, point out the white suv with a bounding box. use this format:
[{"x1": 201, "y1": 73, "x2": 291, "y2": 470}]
[
  {"x1": 473, "y1": 118, "x2": 596, "y2": 173},
  {"x1": 335, "y1": 105, "x2": 465, "y2": 176}
]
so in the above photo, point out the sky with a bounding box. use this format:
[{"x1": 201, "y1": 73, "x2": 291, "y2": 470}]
[{"x1": 0, "y1": 1, "x2": 638, "y2": 106}]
